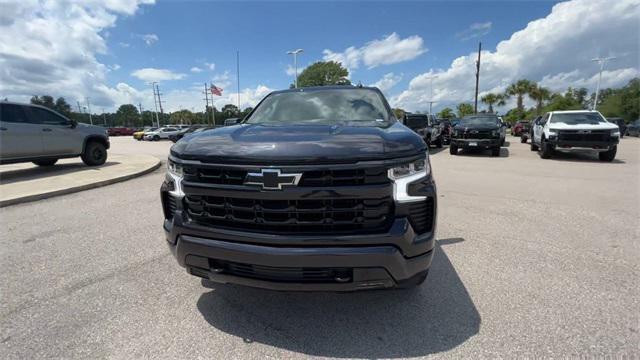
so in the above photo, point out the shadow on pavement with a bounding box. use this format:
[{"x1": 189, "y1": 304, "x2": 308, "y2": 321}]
[
  {"x1": 428, "y1": 146, "x2": 448, "y2": 155},
  {"x1": 0, "y1": 161, "x2": 120, "y2": 185},
  {"x1": 196, "y1": 238, "x2": 480, "y2": 358}
]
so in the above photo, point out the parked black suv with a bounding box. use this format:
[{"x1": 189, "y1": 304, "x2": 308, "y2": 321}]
[
  {"x1": 449, "y1": 114, "x2": 505, "y2": 156},
  {"x1": 161, "y1": 86, "x2": 437, "y2": 291},
  {"x1": 402, "y1": 113, "x2": 443, "y2": 148}
]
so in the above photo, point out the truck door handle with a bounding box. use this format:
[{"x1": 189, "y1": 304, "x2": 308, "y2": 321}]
[{"x1": 42, "y1": 128, "x2": 52, "y2": 132}]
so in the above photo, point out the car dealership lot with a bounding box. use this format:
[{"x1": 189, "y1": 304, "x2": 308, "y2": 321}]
[{"x1": 1, "y1": 137, "x2": 638, "y2": 359}]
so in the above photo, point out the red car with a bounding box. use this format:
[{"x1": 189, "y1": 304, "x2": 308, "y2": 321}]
[
  {"x1": 107, "y1": 127, "x2": 137, "y2": 136},
  {"x1": 511, "y1": 121, "x2": 530, "y2": 136}
]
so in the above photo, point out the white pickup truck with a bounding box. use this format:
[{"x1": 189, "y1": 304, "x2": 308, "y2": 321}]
[{"x1": 530, "y1": 110, "x2": 620, "y2": 161}]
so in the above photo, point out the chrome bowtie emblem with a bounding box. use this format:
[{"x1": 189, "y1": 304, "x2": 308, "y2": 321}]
[
  {"x1": 578, "y1": 130, "x2": 591, "y2": 134},
  {"x1": 244, "y1": 169, "x2": 302, "y2": 190}
]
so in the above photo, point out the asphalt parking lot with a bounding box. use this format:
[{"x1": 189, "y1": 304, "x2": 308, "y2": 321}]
[{"x1": 1, "y1": 136, "x2": 638, "y2": 359}]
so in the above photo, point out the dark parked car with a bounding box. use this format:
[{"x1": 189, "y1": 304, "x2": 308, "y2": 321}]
[
  {"x1": 169, "y1": 125, "x2": 208, "y2": 143},
  {"x1": 627, "y1": 119, "x2": 640, "y2": 137},
  {"x1": 161, "y1": 86, "x2": 437, "y2": 291},
  {"x1": 438, "y1": 119, "x2": 453, "y2": 144},
  {"x1": 449, "y1": 114, "x2": 505, "y2": 156},
  {"x1": 402, "y1": 113, "x2": 443, "y2": 147},
  {"x1": 607, "y1": 117, "x2": 627, "y2": 138},
  {"x1": 224, "y1": 118, "x2": 240, "y2": 126}
]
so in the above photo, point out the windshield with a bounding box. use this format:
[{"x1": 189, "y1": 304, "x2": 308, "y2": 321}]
[
  {"x1": 550, "y1": 113, "x2": 607, "y2": 125},
  {"x1": 459, "y1": 116, "x2": 500, "y2": 126},
  {"x1": 245, "y1": 89, "x2": 390, "y2": 126},
  {"x1": 404, "y1": 115, "x2": 428, "y2": 129}
]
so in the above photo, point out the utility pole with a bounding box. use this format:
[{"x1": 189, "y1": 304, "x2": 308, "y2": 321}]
[
  {"x1": 424, "y1": 75, "x2": 437, "y2": 114},
  {"x1": 151, "y1": 82, "x2": 160, "y2": 127},
  {"x1": 155, "y1": 84, "x2": 164, "y2": 125},
  {"x1": 474, "y1": 42, "x2": 482, "y2": 114},
  {"x1": 76, "y1": 101, "x2": 82, "y2": 113},
  {"x1": 203, "y1": 82, "x2": 211, "y2": 125},
  {"x1": 86, "y1": 97, "x2": 93, "y2": 125},
  {"x1": 591, "y1": 56, "x2": 616, "y2": 110},
  {"x1": 236, "y1": 50, "x2": 241, "y2": 112},
  {"x1": 287, "y1": 49, "x2": 304, "y2": 88},
  {"x1": 102, "y1": 108, "x2": 106, "y2": 126},
  {"x1": 138, "y1": 103, "x2": 143, "y2": 126}
]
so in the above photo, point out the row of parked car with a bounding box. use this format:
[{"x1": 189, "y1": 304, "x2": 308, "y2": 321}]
[{"x1": 402, "y1": 111, "x2": 637, "y2": 162}]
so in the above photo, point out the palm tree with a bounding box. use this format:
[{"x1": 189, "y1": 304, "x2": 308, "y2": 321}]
[
  {"x1": 480, "y1": 93, "x2": 506, "y2": 113},
  {"x1": 529, "y1": 85, "x2": 551, "y2": 114},
  {"x1": 505, "y1": 79, "x2": 534, "y2": 112}
]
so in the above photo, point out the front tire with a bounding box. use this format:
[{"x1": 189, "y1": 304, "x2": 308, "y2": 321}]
[
  {"x1": 530, "y1": 137, "x2": 539, "y2": 151},
  {"x1": 33, "y1": 159, "x2": 58, "y2": 166},
  {"x1": 540, "y1": 138, "x2": 554, "y2": 159},
  {"x1": 599, "y1": 146, "x2": 617, "y2": 162},
  {"x1": 81, "y1": 141, "x2": 108, "y2": 166},
  {"x1": 491, "y1": 147, "x2": 500, "y2": 157},
  {"x1": 449, "y1": 144, "x2": 458, "y2": 155},
  {"x1": 434, "y1": 137, "x2": 443, "y2": 148},
  {"x1": 520, "y1": 136, "x2": 527, "y2": 143},
  {"x1": 153, "y1": 135, "x2": 160, "y2": 141}
]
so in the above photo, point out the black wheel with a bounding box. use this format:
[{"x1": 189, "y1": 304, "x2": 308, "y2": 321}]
[
  {"x1": 520, "y1": 136, "x2": 527, "y2": 143},
  {"x1": 434, "y1": 137, "x2": 443, "y2": 148},
  {"x1": 396, "y1": 270, "x2": 429, "y2": 289},
  {"x1": 449, "y1": 144, "x2": 458, "y2": 155},
  {"x1": 153, "y1": 135, "x2": 160, "y2": 141},
  {"x1": 530, "y1": 138, "x2": 539, "y2": 151},
  {"x1": 500, "y1": 138, "x2": 505, "y2": 146},
  {"x1": 491, "y1": 147, "x2": 500, "y2": 157},
  {"x1": 425, "y1": 136, "x2": 431, "y2": 148},
  {"x1": 81, "y1": 141, "x2": 108, "y2": 166},
  {"x1": 33, "y1": 159, "x2": 58, "y2": 166},
  {"x1": 598, "y1": 146, "x2": 617, "y2": 162},
  {"x1": 540, "y1": 138, "x2": 553, "y2": 159}
]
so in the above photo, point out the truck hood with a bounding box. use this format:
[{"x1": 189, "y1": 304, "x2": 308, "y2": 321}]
[
  {"x1": 548, "y1": 122, "x2": 619, "y2": 130},
  {"x1": 453, "y1": 124, "x2": 501, "y2": 132},
  {"x1": 171, "y1": 122, "x2": 425, "y2": 164}
]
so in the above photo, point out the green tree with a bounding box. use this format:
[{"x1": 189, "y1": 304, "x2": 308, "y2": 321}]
[
  {"x1": 222, "y1": 104, "x2": 239, "y2": 116},
  {"x1": 529, "y1": 85, "x2": 551, "y2": 115},
  {"x1": 480, "y1": 93, "x2": 505, "y2": 113},
  {"x1": 296, "y1": 61, "x2": 351, "y2": 87},
  {"x1": 392, "y1": 108, "x2": 406, "y2": 119},
  {"x1": 456, "y1": 103, "x2": 474, "y2": 118},
  {"x1": 30, "y1": 95, "x2": 72, "y2": 117},
  {"x1": 115, "y1": 104, "x2": 139, "y2": 127},
  {"x1": 437, "y1": 107, "x2": 455, "y2": 119},
  {"x1": 505, "y1": 79, "x2": 534, "y2": 112},
  {"x1": 597, "y1": 78, "x2": 640, "y2": 122}
]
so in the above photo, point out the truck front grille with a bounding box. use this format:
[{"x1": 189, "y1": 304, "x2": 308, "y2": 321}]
[
  {"x1": 462, "y1": 130, "x2": 494, "y2": 139},
  {"x1": 558, "y1": 130, "x2": 610, "y2": 142},
  {"x1": 210, "y1": 259, "x2": 352, "y2": 283},
  {"x1": 184, "y1": 195, "x2": 393, "y2": 234},
  {"x1": 185, "y1": 167, "x2": 389, "y2": 187}
]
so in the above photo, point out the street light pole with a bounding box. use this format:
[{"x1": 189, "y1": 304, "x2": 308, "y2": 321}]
[
  {"x1": 425, "y1": 75, "x2": 437, "y2": 114},
  {"x1": 591, "y1": 56, "x2": 616, "y2": 110},
  {"x1": 287, "y1": 49, "x2": 304, "y2": 88}
]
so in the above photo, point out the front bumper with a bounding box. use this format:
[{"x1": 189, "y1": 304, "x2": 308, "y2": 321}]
[
  {"x1": 451, "y1": 138, "x2": 500, "y2": 148},
  {"x1": 547, "y1": 138, "x2": 618, "y2": 150},
  {"x1": 162, "y1": 178, "x2": 437, "y2": 291}
]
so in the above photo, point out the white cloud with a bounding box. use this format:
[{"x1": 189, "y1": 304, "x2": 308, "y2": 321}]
[
  {"x1": 323, "y1": 33, "x2": 426, "y2": 70},
  {"x1": 392, "y1": 0, "x2": 640, "y2": 113},
  {"x1": 456, "y1": 22, "x2": 492, "y2": 41},
  {"x1": 371, "y1": 73, "x2": 403, "y2": 94},
  {"x1": 0, "y1": 0, "x2": 155, "y2": 109},
  {"x1": 190, "y1": 66, "x2": 203, "y2": 73},
  {"x1": 205, "y1": 62, "x2": 215, "y2": 71},
  {"x1": 138, "y1": 33, "x2": 158, "y2": 46},
  {"x1": 162, "y1": 85, "x2": 273, "y2": 112},
  {"x1": 131, "y1": 68, "x2": 186, "y2": 82},
  {"x1": 211, "y1": 71, "x2": 232, "y2": 89},
  {"x1": 286, "y1": 64, "x2": 307, "y2": 77},
  {"x1": 118, "y1": 42, "x2": 130, "y2": 48}
]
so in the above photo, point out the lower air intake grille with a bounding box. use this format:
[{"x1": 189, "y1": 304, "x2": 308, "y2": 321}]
[
  {"x1": 408, "y1": 197, "x2": 435, "y2": 234},
  {"x1": 211, "y1": 259, "x2": 352, "y2": 283}
]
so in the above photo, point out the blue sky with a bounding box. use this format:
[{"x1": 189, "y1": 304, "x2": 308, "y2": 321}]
[
  {"x1": 1, "y1": 0, "x2": 638, "y2": 113},
  {"x1": 103, "y1": 1, "x2": 557, "y2": 97}
]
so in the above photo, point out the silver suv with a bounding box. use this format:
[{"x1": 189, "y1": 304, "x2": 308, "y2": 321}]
[{"x1": 0, "y1": 102, "x2": 110, "y2": 166}]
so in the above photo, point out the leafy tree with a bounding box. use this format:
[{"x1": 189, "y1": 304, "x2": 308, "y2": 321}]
[
  {"x1": 456, "y1": 103, "x2": 474, "y2": 118},
  {"x1": 597, "y1": 78, "x2": 640, "y2": 122},
  {"x1": 480, "y1": 93, "x2": 505, "y2": 113},
  {"x1": 296, "y1": 61, "x2": 351, "y2": 87},
  {"x1": 115, "y1": 104, "x2": 139, "y2": 127},
  {"x1": 505, "y1": 79, "x2": 534, "y2": 112},
  {"x1": 437, "y1": 107, "x2": 455, "y2": 119},
  {"x1": 30, "y1": 95, "x2": 72, "y2": 117},
  {"x1": 529, "y1": 85, "x2": 551, "y2": 115},
  {"x1": 392, "y1": 108, "x2": 406, "y2": 119},
  {"x1": 170, "y1": 109, "x2": 194, "y2": 125},
  {"x1": 222, "y1": 104, "x2": 239, "y2": 116},
  {"x1": 540, "y1": 91, "x2": 583, "y2": 113}
]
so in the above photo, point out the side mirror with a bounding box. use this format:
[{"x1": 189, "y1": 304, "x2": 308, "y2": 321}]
[{"x1": 69, "y1": 119, "x2": 78, "y2": 128}]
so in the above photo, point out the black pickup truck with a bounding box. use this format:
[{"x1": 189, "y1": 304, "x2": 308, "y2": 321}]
[
  {"x1": 161, "y1": 86, "x2": 437, "y2": 291},
  {"x1": 402, "y1": 113, "x2": 443, "y2": 148},
  {"x1": 449, "y1": 114, "x2": 505, "y2": 156}
]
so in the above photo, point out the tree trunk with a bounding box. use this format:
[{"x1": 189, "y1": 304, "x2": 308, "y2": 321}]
[
  {"x1": 517, "y1": 95, "x2": 523, "y2": 111},
  {"x1": 489, "y1": 103, "x2": 494, "y2": 113}
]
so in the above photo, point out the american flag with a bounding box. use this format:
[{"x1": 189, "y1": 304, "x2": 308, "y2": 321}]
[{"x1": 210, "y1": 84, "x2": 223, "y2": 96}]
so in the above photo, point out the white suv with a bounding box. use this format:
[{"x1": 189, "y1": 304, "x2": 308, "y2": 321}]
[
  {"x1": 530, "y1": 110, "x2": 620, "y2": 161},
  {"x1": 144, "y1": 127, "x2": 179, "y2": 141}
]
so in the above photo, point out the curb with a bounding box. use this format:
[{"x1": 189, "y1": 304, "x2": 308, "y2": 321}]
[{"x1": 0, "y1": 159, "x2": 162, "y2": 208}]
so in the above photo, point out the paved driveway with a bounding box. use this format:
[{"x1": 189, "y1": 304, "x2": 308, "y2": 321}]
[{"x1": 1, "y1": 136, "x2": 638, "y2": 358}]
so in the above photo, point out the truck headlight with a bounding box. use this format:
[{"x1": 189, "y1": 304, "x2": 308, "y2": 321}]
[
  {"x1": 611, "y1": 129, "x2": 620, "y2": 137},
  {"x1": 168, "y1": 159, "x2": 183, "y2": 177},
  {"x1": 492, "y1": 130, "x2": 500, "y2": 137},
  {"x1": 388, "y1": 156, "x2": 430, "y2": 203}
]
